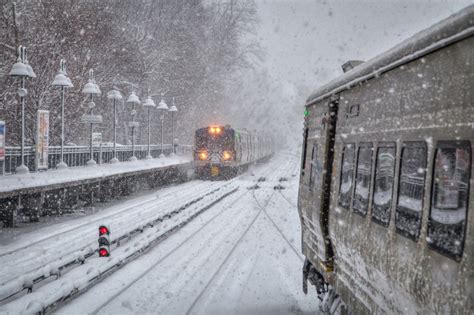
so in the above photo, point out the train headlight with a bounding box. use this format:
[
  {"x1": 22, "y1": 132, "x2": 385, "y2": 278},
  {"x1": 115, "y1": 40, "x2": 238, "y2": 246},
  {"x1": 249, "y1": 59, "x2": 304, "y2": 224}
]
[
  {"x1": 198, "y1": 151, "x2": 208, "y2": 160},
  {"x1": 209, "y1": 126, "x2": 221, "y2": 134},
  {"x1": 222, "y1": 151, "x2": 232, "y2": 161}
]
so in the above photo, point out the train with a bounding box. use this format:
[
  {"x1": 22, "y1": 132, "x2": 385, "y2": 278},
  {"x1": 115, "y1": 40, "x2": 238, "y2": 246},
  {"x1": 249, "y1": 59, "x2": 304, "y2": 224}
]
[
  {"x1": 298, "y1": 6, "x2": 473, "y2": 314},
  {"x1": 193, "y1": 125, "x2": 273, "y2": 179}
]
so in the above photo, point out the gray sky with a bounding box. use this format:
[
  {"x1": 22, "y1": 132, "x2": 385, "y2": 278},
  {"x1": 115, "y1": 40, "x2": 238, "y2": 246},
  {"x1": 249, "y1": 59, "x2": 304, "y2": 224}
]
[{"x1": 255, "y1": 0, "x2": 473, "y2": 90}]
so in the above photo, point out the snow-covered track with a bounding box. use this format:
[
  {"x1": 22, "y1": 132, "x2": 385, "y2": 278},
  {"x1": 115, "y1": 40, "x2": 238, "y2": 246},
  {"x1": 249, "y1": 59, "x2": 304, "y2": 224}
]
[
  {"x1": 0, "y1": 180, "x2": 211, "y2": 259},
  {"x1": 185, "y1": 157, "x2": 296, "y2": 313},
  {"x1": 185, "y1": 190, "x2": 274, "y2": 315},
  {"x1": 0, "y1": 181, "x2": 221, "y2": 297},
  {"x1": 0, "y1": 180, "x2": 236, "y2": 303},
  {"x1": 84, "y1": 157, "x2": 286, "y2": 314},
  {"x1": 88, "y1": 185, "x2": 254, "y2": 314},
  {"x1": 0, "y1": 182, "x2": 241, "y2": 314}
]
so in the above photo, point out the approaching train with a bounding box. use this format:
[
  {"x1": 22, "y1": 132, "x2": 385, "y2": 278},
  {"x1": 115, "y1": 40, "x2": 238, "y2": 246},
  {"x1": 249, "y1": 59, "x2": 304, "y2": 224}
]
[
  {"x1": 298, "y1": 6, "x2": 473, "y2": 314},
  {"x1": 193, "y1": 125, "x2": 273, "y2": 179}
]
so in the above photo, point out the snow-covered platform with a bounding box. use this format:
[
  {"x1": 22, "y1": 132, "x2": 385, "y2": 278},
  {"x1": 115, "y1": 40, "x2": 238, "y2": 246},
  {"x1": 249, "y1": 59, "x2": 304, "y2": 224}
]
[{"x1": 0, "y1": 156, "x2": 193, "y2": 227}]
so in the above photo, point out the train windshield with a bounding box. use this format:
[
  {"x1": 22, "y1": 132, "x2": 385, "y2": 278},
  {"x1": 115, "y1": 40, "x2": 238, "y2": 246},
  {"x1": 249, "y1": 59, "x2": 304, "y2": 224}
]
[{"x1": 195, "y1": 128, "x2": 234, "y2": 152}]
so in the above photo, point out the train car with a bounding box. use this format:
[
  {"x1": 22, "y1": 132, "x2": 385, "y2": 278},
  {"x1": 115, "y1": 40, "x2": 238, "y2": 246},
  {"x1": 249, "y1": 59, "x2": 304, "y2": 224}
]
[
  {"x1": 298, "y1": 6, "x2": 473, "y2": 314},
  {"x1": 193, "y1": 125, "x2": 272, "y2": 179}
]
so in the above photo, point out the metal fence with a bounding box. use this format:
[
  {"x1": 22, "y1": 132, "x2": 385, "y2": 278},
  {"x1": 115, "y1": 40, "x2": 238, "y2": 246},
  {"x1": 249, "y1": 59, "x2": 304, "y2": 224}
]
[{"x1": 2, "y1": 144, "x2": 192, "y2": 174}]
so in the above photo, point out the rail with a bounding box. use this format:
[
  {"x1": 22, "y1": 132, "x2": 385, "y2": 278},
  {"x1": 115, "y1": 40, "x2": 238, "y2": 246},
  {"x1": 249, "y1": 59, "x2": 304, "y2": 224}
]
[{"x1": 2, "y1": 144, "x2": 192, "y2": 174}]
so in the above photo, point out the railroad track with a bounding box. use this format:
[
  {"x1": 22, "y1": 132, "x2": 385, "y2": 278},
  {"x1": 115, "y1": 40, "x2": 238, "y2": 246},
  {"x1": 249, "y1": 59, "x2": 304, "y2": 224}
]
[
  {"x1": 1, "y1": 153, "x2": 297, "y2": 314},
  {"x1": 1, "y1": 155, "x2": 283, "y2": 314},
  {"x1": 0, "y1": 180, "x2": 227, "y2": 302},
  {"x1": 0, "y1": 182, "x2": 240, "y2": 314},
  {"x1": 85, "y1": 156, "x2": 286, "y2": 314},
  {"x1": 184, "y1": 157, "x2": 298, "y2": 314}
]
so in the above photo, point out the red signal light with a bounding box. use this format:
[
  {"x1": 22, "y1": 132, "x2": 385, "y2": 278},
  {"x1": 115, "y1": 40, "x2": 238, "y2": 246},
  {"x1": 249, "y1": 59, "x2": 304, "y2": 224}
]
[
  {"x1": 99, "y1": 225, "x2": 109, "y2": 235},
  {"x1": 98, "y1": 225, "x2": 111, "y2": 257},
  {"x1": 99, "y1": 248, "x2": 109, "y2": 257}
]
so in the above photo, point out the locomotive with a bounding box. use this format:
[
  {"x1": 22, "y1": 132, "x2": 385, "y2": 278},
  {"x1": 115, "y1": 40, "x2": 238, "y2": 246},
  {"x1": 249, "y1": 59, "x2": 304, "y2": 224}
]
[
  {"x1": 193, "y1": 125, "x2": 272, "y2": 179},
  {"x1": 298, "y1": 6, "x2": 473, "y2": 314}
]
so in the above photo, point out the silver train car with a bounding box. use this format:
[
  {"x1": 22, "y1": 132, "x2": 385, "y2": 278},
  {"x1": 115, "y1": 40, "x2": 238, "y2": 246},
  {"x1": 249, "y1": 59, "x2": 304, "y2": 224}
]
[
  {"x1": 298, "y1": 6, "x2": 473, "y2": 314},
  {"x1": 193, "y1": 125, "x2": 273, "y2": 179}
]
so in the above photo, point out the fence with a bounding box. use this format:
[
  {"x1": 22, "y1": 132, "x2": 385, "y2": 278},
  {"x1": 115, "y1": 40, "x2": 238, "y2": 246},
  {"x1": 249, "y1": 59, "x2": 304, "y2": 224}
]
[{"x1": 3, "y1": 144, "x2": 192, "y2": 174}]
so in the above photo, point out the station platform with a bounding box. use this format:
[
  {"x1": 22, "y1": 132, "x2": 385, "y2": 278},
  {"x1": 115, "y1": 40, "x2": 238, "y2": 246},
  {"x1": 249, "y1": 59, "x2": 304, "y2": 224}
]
[{"x1": 0, "y1": 156, "x2": 193, "y2": 227}]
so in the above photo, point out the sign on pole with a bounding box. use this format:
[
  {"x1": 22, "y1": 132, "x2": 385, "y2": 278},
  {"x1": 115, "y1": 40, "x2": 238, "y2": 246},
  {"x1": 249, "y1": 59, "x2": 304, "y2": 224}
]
[
  {"x1": 81, "y1": 115, "x2": 102, "y2": 124},
  {"x1": 36, "y1": 110, "x2": 49, "y2": 171},
  {"x1": 0, "y1": 121, "x2": 5, "y2": 175},
  {"x1": 92, "y1": 132, "x2": 102, "y2": 145}
]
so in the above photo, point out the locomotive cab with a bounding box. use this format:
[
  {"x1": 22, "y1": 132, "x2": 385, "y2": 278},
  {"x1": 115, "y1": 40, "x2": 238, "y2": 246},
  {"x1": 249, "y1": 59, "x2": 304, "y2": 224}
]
[{"x1": 194, "y1": 125, "x2": 236, "y2": 179}]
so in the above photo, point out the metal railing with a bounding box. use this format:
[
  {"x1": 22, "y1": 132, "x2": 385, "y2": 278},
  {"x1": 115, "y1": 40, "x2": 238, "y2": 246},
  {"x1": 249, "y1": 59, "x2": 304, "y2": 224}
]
[{"x1": 2, "y1": 144, "x2": 192, "y2": 174}]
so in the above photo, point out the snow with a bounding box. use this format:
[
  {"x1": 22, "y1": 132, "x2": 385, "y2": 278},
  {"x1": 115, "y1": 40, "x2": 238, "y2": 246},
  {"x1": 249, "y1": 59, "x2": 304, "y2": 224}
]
[
  {"x1": 58, "y1": 153, "x2": 316, "y2": 314},
  {"x1": 0, "y1": 155, "x2": 191, "y2": 194},
  {"x1": 0, "y1": 152, "x2": 320, "y2": 314},
  {"x1": 306, "y1": 6, "x2": 474, "y2": 105}
]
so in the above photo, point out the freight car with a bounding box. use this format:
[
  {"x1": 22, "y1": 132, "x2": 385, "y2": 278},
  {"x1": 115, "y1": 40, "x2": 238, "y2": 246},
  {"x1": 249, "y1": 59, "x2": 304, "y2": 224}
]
[{"x1": 298, "y1": 6, "x2": 473, "y2": 314}]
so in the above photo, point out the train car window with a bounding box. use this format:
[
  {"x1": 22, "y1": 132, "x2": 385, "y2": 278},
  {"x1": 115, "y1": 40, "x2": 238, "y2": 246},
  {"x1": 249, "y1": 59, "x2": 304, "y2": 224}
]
[
  {"x1": 372, "y1": 143, "x2": 396, "y2": 226},
  {"x1": 301, "y1": 128, "x2": 309, "y2": 176},
  {"x1": 309, "y1": 145, "x2": 318, "y2": 189},
  {"x1": 396, "y1": 141, "x2": 427, "y2": 241},
  {"x1": 338, "y1": 143, "x2": 355, "y2": 209},
  {"x1": 353, "y1": 143, "x2": 374, "y2": 216},
  {"x1": 428, "y1": 141, "x2": 471, "y2": 261}
]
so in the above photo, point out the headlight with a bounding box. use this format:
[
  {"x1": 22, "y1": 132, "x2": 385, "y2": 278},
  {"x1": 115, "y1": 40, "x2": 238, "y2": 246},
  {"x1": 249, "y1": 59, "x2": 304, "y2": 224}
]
[
  {"x1": 222, "y1": 151, "x2": 232, "y2": 161},
  {"x1": 198, "y1": 151, "x2": 208, "y2": 160}
]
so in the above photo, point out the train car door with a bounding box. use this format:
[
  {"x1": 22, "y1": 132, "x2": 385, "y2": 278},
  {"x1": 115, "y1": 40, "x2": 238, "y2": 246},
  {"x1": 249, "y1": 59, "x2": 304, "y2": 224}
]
[{"x1": 304, "y1": 99, "x2": 338, "y2": 271}]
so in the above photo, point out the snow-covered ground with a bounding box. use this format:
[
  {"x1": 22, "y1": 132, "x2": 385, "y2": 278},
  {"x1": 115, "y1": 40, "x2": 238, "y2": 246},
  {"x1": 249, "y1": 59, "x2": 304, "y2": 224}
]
[
  {"x1": 0, "y1": 155, "x2": 191, "y2": 194},
  {"x1": 58, "y1": 152, "x2": 319, "y2": 314},
  {"x1": 0, "y1": 152, "x2": 320, "y2": 314}
]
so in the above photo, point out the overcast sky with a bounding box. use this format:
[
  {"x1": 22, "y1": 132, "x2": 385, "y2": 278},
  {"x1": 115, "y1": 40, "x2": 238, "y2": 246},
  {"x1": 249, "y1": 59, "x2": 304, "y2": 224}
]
[{"x1": 255, "y1": 0, "x2": 473, "y2": 91}]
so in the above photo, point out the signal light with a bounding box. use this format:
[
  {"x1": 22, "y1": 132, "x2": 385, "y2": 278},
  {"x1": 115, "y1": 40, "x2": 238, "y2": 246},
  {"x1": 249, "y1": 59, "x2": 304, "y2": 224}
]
[
  {"x1": 98, "y1": 225, "x2": 110, "y2": 257},
  {"x1": 222, "y1": 151, "x2": 232, "y2": 161},
  {"x1": 99, "y1": 248, "x2": 109, "y2": 257},
  {"x1": 99, "y1": 226, "x2": 109, "y2": 235}
]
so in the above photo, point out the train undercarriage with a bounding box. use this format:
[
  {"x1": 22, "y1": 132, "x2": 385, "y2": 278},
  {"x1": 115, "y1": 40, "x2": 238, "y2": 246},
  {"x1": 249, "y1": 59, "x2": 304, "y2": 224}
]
[{"x1": 302, "y1": 259, "x2": 351, "y2": 315}]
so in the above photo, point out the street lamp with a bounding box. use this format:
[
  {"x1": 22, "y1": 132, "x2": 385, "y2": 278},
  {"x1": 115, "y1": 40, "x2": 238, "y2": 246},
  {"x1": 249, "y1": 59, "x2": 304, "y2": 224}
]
[
  {"x1": 81, "y1": 69, "x2": 102, "y2": 166},
  {"x1": 169, "y1": 97, "x2": 178, "y2": 156},
  {"x1": 156, "y1": 95, "x2": 169, "y2": 158},
  {"x1": 126, "y1": 91, "x2": 140, "y2": 161},
  {"x1": 142, "y1": 95, "x2": 156, "y2": 159},
  {"x1": 9, "y1": 46, "x2": 36, "y2": 174},
  {"x1": 51, "y1": 59, "x2": 74, "y2": 169},
  {"x1": 106, "y1": 88, "x2": 122, "y2": 163}
]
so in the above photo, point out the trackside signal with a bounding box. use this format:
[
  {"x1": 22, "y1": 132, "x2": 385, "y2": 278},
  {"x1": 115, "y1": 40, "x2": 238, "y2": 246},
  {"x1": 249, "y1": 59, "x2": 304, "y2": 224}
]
[{"x1": 98, "y1": 225, "x2": 110, "y2": 257}]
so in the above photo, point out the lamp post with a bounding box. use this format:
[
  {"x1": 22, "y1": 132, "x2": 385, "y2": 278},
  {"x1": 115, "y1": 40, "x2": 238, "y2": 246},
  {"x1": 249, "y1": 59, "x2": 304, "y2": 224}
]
[
  {"x1": 169, "y1": 97, "x2": 178, "y2": 156},
  {"x1": 156, "y1": 95, "x2": 169, "y2": 158},
  {"x1": 142, "y1": 95, "x2": 156, "y2": 159},
  {"x1": 51, "y1": 59, "x2": 73, "y2": 169},
  {"x1": 126, "y1": 91, "x2": 140, "y2": 161},
  {"x1": 107, "y1": 88, "x2": 122, "y2": 163},
  {"x1": 81, "y1": 69, "x2": 101, "y2": 166},
  {"x1": 9, "y1": 46, "x2": 36, "y2": 174}
]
